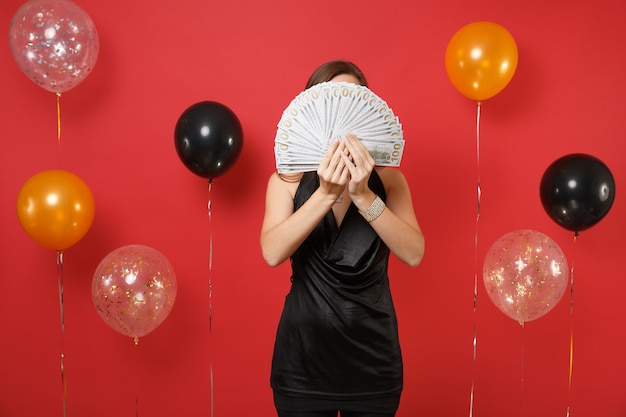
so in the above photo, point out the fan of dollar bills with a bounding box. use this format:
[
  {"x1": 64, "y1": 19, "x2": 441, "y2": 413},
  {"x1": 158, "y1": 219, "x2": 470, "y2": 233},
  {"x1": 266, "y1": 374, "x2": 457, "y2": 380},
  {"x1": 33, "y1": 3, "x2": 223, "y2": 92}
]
[{"x1": 274, "y1": 81, "x2": 405, "y2": 174}]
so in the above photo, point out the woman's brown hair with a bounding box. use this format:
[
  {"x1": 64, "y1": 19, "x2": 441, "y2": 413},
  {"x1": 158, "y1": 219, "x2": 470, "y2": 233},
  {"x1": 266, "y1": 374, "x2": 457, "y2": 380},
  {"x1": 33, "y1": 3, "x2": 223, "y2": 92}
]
[
  {"x1": 278, "y1": 60, "x2": 368, "y2": 182},
  {"x1": 305, "y1": 60, "x2": 368, "y2": 89}
]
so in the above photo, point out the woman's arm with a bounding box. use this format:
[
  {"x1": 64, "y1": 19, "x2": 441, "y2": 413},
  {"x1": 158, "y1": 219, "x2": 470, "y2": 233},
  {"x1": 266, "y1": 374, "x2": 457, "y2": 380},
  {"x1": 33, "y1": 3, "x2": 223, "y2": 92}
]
[
  {"x1": 369, "y1": 168, "x2": 425, "y2": 267},
  {"x1": 260, "y1": 140, "x2": 349, "y2": 267},
  {"x1": 342, "y1": 134, "x2": 425, "y2": 267}
]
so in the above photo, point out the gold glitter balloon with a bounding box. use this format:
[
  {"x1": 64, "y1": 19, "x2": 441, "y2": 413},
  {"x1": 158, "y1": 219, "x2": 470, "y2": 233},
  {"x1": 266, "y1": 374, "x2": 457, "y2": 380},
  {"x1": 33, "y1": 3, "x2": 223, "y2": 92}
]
[
  {"x1": 483, "y1": 230, "x2": 568, "y2": 324},
  {"x1": 92, "y1": 245, "x2": 177, "y2": 342}
]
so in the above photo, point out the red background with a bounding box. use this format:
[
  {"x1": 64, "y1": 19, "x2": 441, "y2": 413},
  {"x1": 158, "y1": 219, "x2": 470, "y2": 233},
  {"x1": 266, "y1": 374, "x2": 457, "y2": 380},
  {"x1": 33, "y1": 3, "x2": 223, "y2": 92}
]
[{"x1": 1, "y1": 0, "x2": 625, "y2": 416}]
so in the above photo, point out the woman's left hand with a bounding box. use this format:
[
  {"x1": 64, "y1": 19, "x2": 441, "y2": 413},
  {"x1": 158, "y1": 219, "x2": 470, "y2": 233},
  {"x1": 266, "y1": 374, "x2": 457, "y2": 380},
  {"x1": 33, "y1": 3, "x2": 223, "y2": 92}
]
[
  {"x1": 340, "y1": 133, "x2": 375, "y2": 200},
  {"x1": 340, "y1": 133, "x2": 424, "y2": 267}
]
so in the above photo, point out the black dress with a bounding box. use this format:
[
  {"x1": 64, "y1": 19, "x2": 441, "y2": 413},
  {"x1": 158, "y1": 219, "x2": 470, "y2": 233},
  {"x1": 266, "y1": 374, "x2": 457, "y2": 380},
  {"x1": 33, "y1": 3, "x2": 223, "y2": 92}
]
[{"x1": 271, "y1": 170, "x2": 402, "y2": 412}]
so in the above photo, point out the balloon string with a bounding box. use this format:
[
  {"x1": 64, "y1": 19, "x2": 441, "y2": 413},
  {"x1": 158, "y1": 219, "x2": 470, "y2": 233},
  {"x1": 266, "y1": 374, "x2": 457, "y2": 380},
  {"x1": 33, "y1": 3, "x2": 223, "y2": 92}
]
[
  {"x1": 469, "y1": 100, "x2": 481, "y2": 417},
  {"x1": 56, "y1": 93, "x2": 62, "y2": 167},
  {"x1": 474, "y1": 101, "x2": 482, "y2": 312},
  {"x1": 208, "y1": 178, "x2": 213, "y2": 332},
  {"x1": 57, "y1": 250, "x2": 67, "y2": 417},
  {"x1": 468, "y1": 325, "x2": 476, "y2": 417},
  {"x1": 476, "y1": 101, "x2": 482, "y2": 227},
  {"x1": 474, "y1": 101, "x2": 482, "y2": 307},
  {"x1": 208, "y1": 178, "x2": 214, "y2": 417},
  {"x1": 520, "y1": 322, "x2": 526, "y2": 415},
  {"x1": 566, "y1": 232, "x2": 578, "y2": 417},
  {"x1": 134, "y1": 340, "x2": 140, "y2": 417}
]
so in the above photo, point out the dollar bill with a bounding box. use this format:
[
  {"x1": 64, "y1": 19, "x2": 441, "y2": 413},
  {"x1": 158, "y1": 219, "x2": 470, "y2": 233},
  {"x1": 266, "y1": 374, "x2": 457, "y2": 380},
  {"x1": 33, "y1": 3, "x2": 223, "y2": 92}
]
[{"x1": 273, "y1": 81, "x2": 406, "y2": 173}]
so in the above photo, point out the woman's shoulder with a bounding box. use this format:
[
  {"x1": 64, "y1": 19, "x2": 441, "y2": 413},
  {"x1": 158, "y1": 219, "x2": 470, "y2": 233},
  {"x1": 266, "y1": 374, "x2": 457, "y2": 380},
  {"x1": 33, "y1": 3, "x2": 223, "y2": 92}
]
[
  {"x1": 267, "y1": 171, "x2": 303, "y2": 194},
  {"x1": 268, "y1": 171, "x2": 304, "y2": 183},
  {"x1": 375, "y1": 167, "x2": 408, "y2": 184}
]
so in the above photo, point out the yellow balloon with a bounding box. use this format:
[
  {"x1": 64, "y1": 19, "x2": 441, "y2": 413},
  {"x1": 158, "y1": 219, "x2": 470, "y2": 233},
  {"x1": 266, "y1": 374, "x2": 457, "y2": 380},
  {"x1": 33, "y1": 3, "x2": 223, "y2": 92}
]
[
  {"x1": 17, "y1": 169, "x2": 95, "y2": 250},
  {"x1": 445, "y1": 21, "x2": 518, "y2": 102}
]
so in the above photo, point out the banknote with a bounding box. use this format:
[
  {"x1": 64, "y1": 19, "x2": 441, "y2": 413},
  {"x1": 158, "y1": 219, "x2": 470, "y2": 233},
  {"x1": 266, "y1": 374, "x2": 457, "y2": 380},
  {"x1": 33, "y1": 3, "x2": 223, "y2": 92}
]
[{"x1": 274, "y1": 81, "x2": 406, "y2": 174}]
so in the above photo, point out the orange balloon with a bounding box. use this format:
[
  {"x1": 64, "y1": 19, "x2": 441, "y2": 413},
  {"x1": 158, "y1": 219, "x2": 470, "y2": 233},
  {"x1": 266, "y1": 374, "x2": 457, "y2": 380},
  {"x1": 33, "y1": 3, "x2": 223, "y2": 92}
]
[
  {"x1": 17, "y1": 169, "x2": 95, "y2": 250},
  {"x1": 445, "y1": 21, "x2": 518, "y2": 102}
]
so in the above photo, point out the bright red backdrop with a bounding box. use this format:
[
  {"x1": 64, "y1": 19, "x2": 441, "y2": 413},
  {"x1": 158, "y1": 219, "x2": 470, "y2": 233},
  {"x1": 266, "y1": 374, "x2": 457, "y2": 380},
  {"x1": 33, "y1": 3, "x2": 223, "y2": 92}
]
[{"x1": 1, "y1": 0, "x2": 624, "y2": 416}]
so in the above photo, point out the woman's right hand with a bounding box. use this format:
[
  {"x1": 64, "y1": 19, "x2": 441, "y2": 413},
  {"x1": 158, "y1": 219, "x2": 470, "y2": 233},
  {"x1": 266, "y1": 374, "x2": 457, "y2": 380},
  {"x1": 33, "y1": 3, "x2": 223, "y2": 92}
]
[
  {"x1": 261, "y1": 140, "x2": 349, "y2": 267},
  {"x1": 317, "y1": 139, "x2": 349, "y2": 200}
]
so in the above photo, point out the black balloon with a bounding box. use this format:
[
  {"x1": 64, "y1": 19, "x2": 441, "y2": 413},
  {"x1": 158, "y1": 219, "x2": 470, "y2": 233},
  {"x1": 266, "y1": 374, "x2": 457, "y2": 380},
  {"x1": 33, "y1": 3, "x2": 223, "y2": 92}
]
[
  {"x1": 174, "y1": 101, "x2": 243, "y2": 179},
  {"x1": 540, "y1": 153, "x2": 615, "y2": 232}
]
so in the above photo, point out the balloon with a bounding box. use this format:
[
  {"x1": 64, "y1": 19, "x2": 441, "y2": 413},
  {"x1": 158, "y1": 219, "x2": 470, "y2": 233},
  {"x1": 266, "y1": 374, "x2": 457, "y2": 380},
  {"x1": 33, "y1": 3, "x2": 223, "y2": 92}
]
[
  {"x1": 445, "y1": 21, "x2": 518, "y2": 101},
  {"x1": 483, "y1": 230, "x2": 568, "y2": 324},
  {"x1": 9, "y1": 0, "x2": 99, "y2": 94},
  {"x1": 17, "y1": 169, "x2": 95, "y2": 250},
  {"x1": 174, "y1": 101, "x2": 244, "y2": 179},
  {"x1": 540, "y1": 154, "x2": 615, "y2": 233},
  {"x1": 92, "y1": 245, "x2": 177, "y2": 342}
]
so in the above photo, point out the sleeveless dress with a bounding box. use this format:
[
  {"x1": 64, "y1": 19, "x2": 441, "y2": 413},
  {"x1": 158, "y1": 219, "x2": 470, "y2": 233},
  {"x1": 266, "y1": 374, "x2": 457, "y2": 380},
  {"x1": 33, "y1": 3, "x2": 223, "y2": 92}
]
[{"x1": 270, "y1": 170, "x2": 403, "y2": 410}]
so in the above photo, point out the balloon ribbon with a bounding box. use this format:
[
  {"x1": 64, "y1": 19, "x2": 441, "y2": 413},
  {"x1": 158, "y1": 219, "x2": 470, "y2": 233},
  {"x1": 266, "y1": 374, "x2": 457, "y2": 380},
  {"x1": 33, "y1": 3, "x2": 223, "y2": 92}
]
[
  {"x1": 519, "y1": 321, "x2": 525, "y2": 415},
  {"x1": 208, "y1": 178, "x2": 215, "y2": 417},
  {"x1": 469, "y1": 101, "x2": 481, "y2": 417},
  {"x1": 135, "y1": 341, "x2": 140, "y2": 417},
  {"x1": 57, "y1": 250, "x2": 67, "y2": 417},
  {"x1": 566, "y1": 232, "x2": 578, "y2": 417},
  {"x1": 56, "y1": 92, "x2": 64, "y2": 168}
]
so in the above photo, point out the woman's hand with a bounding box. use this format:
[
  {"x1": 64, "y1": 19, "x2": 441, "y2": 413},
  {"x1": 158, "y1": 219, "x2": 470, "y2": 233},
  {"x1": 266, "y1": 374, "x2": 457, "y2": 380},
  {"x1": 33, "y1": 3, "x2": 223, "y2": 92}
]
[
  {"x1": 340, "y1": 133, "x2": 376, "y2": 205},
  {"x1": 338, "y1": 133, "x2": 424, "y2": 267},
  {"x1": 317, "y1": 139, "x2": 349, "y2": 200},
  {"x1": 261, "y1": 140, "x2": 351, "y2": 267}
]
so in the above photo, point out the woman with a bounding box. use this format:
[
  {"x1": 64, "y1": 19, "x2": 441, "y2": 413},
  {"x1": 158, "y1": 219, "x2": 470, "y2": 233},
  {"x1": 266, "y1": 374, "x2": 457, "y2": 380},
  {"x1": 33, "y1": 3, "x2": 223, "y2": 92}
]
[{"x1": 260, "y1": 60, "x2": 425, "y2": 417}]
